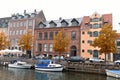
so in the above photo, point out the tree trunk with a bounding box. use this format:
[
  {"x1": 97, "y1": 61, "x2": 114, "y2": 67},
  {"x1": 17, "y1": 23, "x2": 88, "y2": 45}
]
[
  {"x1": 105, "y1": 52, "x2": 106, "y2": 63},
  {"x1": 26, "y1": 50, "x2": 31, "y2": 58}
]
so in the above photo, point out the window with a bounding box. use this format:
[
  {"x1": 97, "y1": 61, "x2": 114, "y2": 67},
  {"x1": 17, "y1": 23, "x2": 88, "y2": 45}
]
[
  {"x1": 49, "y1": 32, "x2": 54, "y2": 40},
  {"x1": 117, "y1": 48, "x2": 120, "y2": 53},
  {"x1": 49, "y1": 44, "x2": 53, "y2": 52},
  {"x1": 28, "y1": 20, "x2": 33, "y2": 26},
  {"x1": 17, "y1": 22, "x2": 19, "y2": 27},
  {"x1": 117, "y1": 41, "x2": 120, "y2": 46},
  {"x1": 93, "y1": 31, "x2": 99, "y2": 37},
  {"x1": 24, "y1": 22, "x2": 26, "y2": 27},
  {"x1": 82, "y1": 40, "x2": 85, "y2": 43},
  {"x1": 82, "y1": 49, "x2": 85, "y2": 53},
  {"x1": 38, "y1": 43, "x2": 42, "y2": 52},
  {"x1": 49, "y1": 22, "x2": 56, "y2": 27},
  {"x1": 20, "y1": 22, "x2": 23, "y2": 27},
  {"x1": 88, "y1": 40, "x2": 92, "y2": 45},
  {"x1": 44, "y1": 32, "x2": 48, "y2": 40},
  {"x1": 88, "y1": 31, "x2": 92, "y2": 37},
  {"x1": 44, "y1": 44, "x2": 48, "y2": 52},
  {"x1": 71, "y1": 21, "x2": 78, "y2": 26},
  {"x1": 61, "y1": 21, "x2": 68, "y2": 26},
  {"x1": 88, "y1": 50, "x2": 92, "y2": 54},
  {"x1": 93, "y1": 18, "x2": 99, "y2": 22},
  {"x1": 93, "y1": 24, "x2": 99, "y2": 28},
  {"x1": 39, "y1": 33, "x2": 42, "y2": 40},
  {"x1": 16, "y1": 30, "x2": 18, "y2": 35},
  {"x1": 71, "y1": 31, "x2": 76, "y2": 40},
  {"x1": 19, "y1": 30, "x2": 22, "y2": 35},
  {"x1": 39, "y1": 23, "x2": 45, "y2": 28},
  {"x1": 82, "y1": 32, "x2": 85, "y2": 35}
]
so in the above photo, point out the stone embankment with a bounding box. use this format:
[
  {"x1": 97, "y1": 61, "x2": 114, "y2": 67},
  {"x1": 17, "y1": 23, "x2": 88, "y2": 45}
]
[{"x1": 0, "y1": 57, "x2": 119, "y2": 75}]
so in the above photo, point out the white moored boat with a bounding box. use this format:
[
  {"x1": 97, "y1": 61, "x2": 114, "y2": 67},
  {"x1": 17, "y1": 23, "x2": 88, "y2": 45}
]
[
  {"x1": 8, "y1": 60, "x2": 33, "y2": 69},
  {"x1": 35, "y1": 59, "x2": 63, "y2": 72},
  {"x1": 106, "y1": 69, "x2": 120, "y2": 78}
]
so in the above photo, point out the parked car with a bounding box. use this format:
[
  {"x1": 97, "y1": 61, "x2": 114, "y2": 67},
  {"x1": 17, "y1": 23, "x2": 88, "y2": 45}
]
[
  {"x1": 89, "y1": 57, "x2": 105, "y2": 63},
  {"x1": 65, "y1": 56, "x2": 84, "y2": 62},
  {"x1": 53, "y1": 56, "x2": 64, "y2": 61},
  {"x1": 114, "y1": 60, "x2": 120, "y2": 65}
]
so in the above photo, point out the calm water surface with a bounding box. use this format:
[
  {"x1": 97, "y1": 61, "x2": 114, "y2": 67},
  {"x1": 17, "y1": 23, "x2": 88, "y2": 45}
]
[{"x1": 0, "y1": 67, "x2": 118, "y2": 80}]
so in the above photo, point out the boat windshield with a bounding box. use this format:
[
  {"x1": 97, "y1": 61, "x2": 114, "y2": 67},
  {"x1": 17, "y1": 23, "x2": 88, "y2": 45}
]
[{"x1": 36, "y1": 60, "x2": 51, "y2": 67}]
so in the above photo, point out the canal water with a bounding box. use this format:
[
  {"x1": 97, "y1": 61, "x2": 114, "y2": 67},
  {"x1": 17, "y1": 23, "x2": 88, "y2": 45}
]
[{"x1": 0, "y1": 67, "x2": 117, "y2": 80}]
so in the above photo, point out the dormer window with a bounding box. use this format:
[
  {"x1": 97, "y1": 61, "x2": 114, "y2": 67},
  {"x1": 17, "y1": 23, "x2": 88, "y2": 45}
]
[
  {"x1": 39, "y1": 22, "x2": 46, "y2": 28},
  {"x1": 12, "y1": 16, "x2": 17, "y2": 20},
  {"x1": 49, "y1": 21, "x2": 57, "y2": 27},
  {"x1": 24, "y1": 14, "x2": 30, "y2": 19},
  {"x1": 71, "y1": 19, "x2": 79, "y2": 26},
  {"x1": 61, "y1": 20, "x2": 68, "y2": 26},
  {"x1": 18, "y1": 15, "x2": 23, "y2": 19},
  {"x1": 31, "y1": 13, "x2": 36, "y2": 17}
]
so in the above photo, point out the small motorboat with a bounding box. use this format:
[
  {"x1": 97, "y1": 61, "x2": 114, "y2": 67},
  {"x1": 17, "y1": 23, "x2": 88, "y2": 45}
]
[
  {"x1": 8, "y1": 60, "x2": 33, "y2": 69},
  {"x1": 106, "y1": 69, "x2": 120, "y2": 78},
  {"x1": 35, "y1": 59, "x2": 63, "y2": 72}
]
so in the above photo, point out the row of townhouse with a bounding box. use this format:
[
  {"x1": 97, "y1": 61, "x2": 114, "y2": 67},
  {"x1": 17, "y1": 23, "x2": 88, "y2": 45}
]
[{"x1": 0, "y1": 10, "x2": 119, "y2": 61}]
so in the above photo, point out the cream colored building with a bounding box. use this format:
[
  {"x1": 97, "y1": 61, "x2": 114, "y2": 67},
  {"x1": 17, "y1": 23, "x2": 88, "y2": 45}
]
[{"x1": 80, "y1": 12, "x2": 113, "y2": 61}]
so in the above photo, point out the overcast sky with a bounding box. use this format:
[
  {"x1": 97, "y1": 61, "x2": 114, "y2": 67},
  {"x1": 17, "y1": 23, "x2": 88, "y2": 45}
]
[{"x1": 1, "y1": 0, "x2": 120, "y2": 32}]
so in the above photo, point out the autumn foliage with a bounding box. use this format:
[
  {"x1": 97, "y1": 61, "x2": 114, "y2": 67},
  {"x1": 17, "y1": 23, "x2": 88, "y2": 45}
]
[
  {"x1": 53, "y1": 28, "x2": 70, "y2": 55},
  {"x1": 0, "y1": 31, "x2": 10, "y2": 50},
  {"x1": 92, "y1": 24, "x2": 118, "y2": 61},
  {"x1": 18, "y1": 30, "x2": 33, "y2": 51}
]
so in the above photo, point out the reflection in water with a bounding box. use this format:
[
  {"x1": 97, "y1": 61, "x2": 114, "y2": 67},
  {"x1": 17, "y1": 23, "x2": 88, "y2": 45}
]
[
  {"x1": 107, "y1": 76, "x2": 120, "y2": 80},
  {"x1": 35, "y1": 71, "x2": 64, "y2": 80},
  {"x1": 35, "y1": 71, "x2": 107, "y2": 80},
  {"x1": 0, "y1": 67, "x2": 35, "y2": 80},
  {"x1": 0, "y1": 67, "x2": 108, "y2": 80}
]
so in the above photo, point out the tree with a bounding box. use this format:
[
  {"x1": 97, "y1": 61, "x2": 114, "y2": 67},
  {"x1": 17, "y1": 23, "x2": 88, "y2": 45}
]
[
  {"x1": 53, "y1": 28, "x2": 70, "y2": 59},
  {"x1": 0, "y1": 31, "x2": 10, "y2": 50},
  {"x1": 92, "y1": 24, "x2": 118, "y2": 61},
  {"x1": 18, "y1": 30, "x2": 34, "y2": 58}
]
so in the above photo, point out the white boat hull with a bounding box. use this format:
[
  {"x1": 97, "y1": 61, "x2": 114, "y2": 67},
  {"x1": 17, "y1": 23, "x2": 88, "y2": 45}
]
[
  {"x1": 35, "y1": 67, "x2": 63, "y2": 72},
  {"x1": 8, "y1": 62, "x2": 32, "y2": 69},
  {"x1": 106, "y1": 69, "x2": 120, "y2": 78}
]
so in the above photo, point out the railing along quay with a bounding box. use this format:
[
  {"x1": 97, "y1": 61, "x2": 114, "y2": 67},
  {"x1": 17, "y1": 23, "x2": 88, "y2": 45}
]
[
  {"x1": 63, "y1": 62, "x2": 120, "y2": 74},
  {"x1": 0, "y1": 57, "x2": 120, "y2": 75}
]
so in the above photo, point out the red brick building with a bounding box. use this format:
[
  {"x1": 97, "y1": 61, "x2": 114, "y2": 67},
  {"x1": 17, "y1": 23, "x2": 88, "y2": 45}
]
[{"x1": 34, "y1": 18, "x2": 82, "y2": 57}]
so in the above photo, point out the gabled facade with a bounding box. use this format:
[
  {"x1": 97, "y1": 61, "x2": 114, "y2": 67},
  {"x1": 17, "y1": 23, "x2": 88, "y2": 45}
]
[
  {"x1": 80, "y1": 12, "x2": 112, "y2": 61},
  {"x1": 8, "y1": 10, "x2": 46, "y2": 55}
]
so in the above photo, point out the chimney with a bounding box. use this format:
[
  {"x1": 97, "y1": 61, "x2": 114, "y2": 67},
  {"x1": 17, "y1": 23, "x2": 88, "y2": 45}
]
[
  {"x1": 24, "y1": 10, "x2": 26, "y2": 14},
  {"x1": 34, "y1": 9, "x2": 37, "y2": 14},
  {"x1": 59, "y1": 17, "x2": 62, "y2": 20}
]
